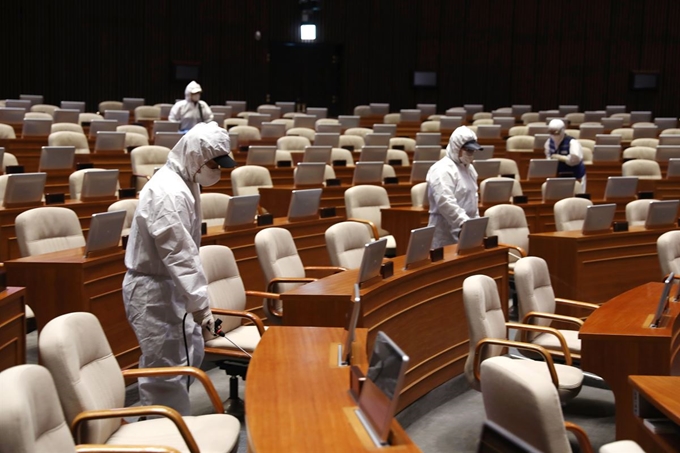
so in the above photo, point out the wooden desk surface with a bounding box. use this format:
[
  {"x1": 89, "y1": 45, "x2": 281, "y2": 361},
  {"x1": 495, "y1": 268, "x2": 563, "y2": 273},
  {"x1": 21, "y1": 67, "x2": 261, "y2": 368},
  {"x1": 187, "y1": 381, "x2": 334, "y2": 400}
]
[
  {"x1": 281, "y1": 245, "x2": 509, "y2": 410},
  {"x1": 245, "y1": 326, "x2": 421, "y2": 453},
  {"x1": 580, "y1": 282, "x2": 680, "y2": 451},
  {"x1": 629, "y1": 375, "x2": 680, "y2": 452},
  {"x1": 0, "y1": 287, "x2": 27, "y2": 372}
]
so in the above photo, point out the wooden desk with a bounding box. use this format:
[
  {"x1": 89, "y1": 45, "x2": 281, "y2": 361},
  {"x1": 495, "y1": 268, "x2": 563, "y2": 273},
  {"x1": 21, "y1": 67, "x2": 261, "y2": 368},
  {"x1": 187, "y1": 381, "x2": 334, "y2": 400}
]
[
  {"x1": 530, "y1": 226, "x2": 674, "y2": 303},
  {"x1": 629, "y1": 375, "x2": 680, "y2": 452},
  {"x1": 258, "y1": 184, "x2": 413, "y2": 219},
  {"x1": 580, "y1": 283, "x2": 680, "y2": 452},
  {"x1": 246, "y1": 326, "x2": 421, "y2": 452},
  {"x1": 280, "y1": 246, "x2": 509, "y2": 410},
  {"x1": 0, "y1": 287, "x2": 27, "y2": 372}
]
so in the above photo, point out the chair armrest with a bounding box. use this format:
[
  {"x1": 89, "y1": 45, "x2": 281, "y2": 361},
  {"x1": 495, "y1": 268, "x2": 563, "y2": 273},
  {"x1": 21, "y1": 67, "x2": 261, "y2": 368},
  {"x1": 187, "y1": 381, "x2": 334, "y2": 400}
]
[
  {"x1": 76, "y1": 446, "x2": 181, "y2": 453},
  {"x1": 245, "y1": 290, "x2": 280, "y2": 300},
  {"x1": 554, "y1": 298, "x2": 600, "y2": 311},
  {"x1": 210, "y1": 307, "x2": 265, "y2": 336},
  {"x1": 498, "y1": 243, "x2": 527, "y2": 258},
  {"x1": 522, "y1": 311, "x2": 584, "y2": 328},
  {"x1": 304, "y1": 265, "x2": 347, "y2": 277},
  {"x1": 473, "y1": 338, "x2": 558, "y2": 387},
  {"x1": 131, "y1": 174, "x2": 151, "y2": 180},
  {"x1": 564, "y1": 422, "x2": 594, "y2": 453},
  {"x1": 347, "y1": 217, "x2": 380, "y2": 240},
  {"x1": 122, "y1": 366, "x2": 224, "y2": 414},
  {"x1": 266, "y1": 277, "x2": 316, "y2": 293},
  {"x1": 72, "y1": 406, "x2": 199, "y2": 453},
  {"x1": 246, "y1": 289, "x2": 285, "y2": 321},
  {"x1": 506, "y1": 321, "x2": 572, "y2": 366}
]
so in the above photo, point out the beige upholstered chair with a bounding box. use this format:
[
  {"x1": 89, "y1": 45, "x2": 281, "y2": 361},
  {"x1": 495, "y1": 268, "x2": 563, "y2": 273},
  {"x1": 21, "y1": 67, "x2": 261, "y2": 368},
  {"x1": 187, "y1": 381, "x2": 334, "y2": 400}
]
[
  {"x1": 480, "y1": 357, "x2": 643, "y2": 453},
  {"x1": 0, "y1": 123, "x2": 16, "y2": 138},
  {"x1": 229, "y1": 125, "x2": 261, "y2": 142},
  {"x1": 69, "y1": 168, "x2": 120, "y2": 201},
  {"x1": 199, "y1": 245, "x2": 267, "y2": 416},
  {"x1": 578, "y1": 138, "x2": 595, "y2": 153},
  {"x1": 134, "y1": 106, "x2": 161, "y2": 121},
  {"x1": 385, "y1": 149, "x2": 410, "y2": 166},
  {"x1": 129, "y1": 145, "x2": 170, "y2": 191},
  {"x1": 230, "y1": 165, "x2": 273, "y2": 196},
  {"x1": 611, "y1": 112, "x2": 631, "y2": 127},
  {"x1": 25, "y1": 111, "x2": 53, "y2": 120},
  {"x1": 483, "y1": 204, "x2": 529, "y2": 272},
  {"x1": 48, "y1": 131, "x2": 90, "y2": 154},
  {"x1": 388, "y1": 137, "x2": 415, "y2": 151},
  {"x1": 486, "y1": 158, "x2": 520, "y2": 179},
  {"x1": 521, "y1": 112, "x2": 539, "y2": 125},
  {"x1": 0, "y1": 364, "x2": 181, "y2": 453},
  {"x1": 30, "y1": 104, "x2": 59, "y2": 116},
  {"x1": 344, "y1": 185, "x2": 395, "y2": 253},
  {"x1": 514, "y1": 256, "x2": 600, "y2": 361},
  {"x1": 473, "y1": 112, "x2": 492, "y2": 120},
  {"x1": 15, "y1": 207, "x2": 85, "y2": 257},
  {"x1": 419, "y1": 120, "x2": 440, "y2": 132},
  {"x1": 200, "y1": 193, "x2": 231, "y2": 227},
  {"x1": 622, "y1": 146, "x2": 656, "y2": 160},
  {"x1": 108, "y1": 199, "x2": 138, "y2": 237},
  {"x1": 123, "y1": 131, "x2": 149, "y2": 149},
  {"x1": 508, "y1": 125, "x2": 528, "y2": 137},
  {"x1": 223, "y1": 118, "x2": 247, "y2": 129},
  {"x1": 78, "y1": 112, "x2": 104, "y2": 124},
  {"x1": 625, "y1": 199, "x2": 658, "y2": 226},
  {"x1": 611, "y1": 127, "x2": 634, "y2": 141},
  {"x1": 411, "y1": 182, "x2": 428, "y2": 208},
  {"x1": 315, "y1": 118, "x2": 339, "y2": 128},
  {"x1": 662, "y1": 128, "x2": 680, "y2": 135},
  {"x1": 2, "y1": 151, "x2": 19, "y2": 171},
  {"x1": 657, "y1": 230, "x2": 680, "y2": 277},
  {"x1": 39, "y1": 312, "x2": 240, "y2": 452},
  {"x1": 330, "y1": 147, "x2": 354, "y2": 165},
  {"x1": 541, "y1": 180, "x2": 583, "y2": 200},
  {"x1": 98, "y1": 100, "x2": 123, "y2": 113},
  {"x1": 479, "y1": 177, "x2": 523, "y2": 204},
  {"x1": 344, "y1": 127, "x2": 373, "y2": 139},
  {"x1": 272, "y1": 118, "x2": 294, "y2": 130},
  {"x1": 118, "y1": 124, "x2": 150, "y2": 140},
  {"x1": 564, "y1": 112, "x2": 584, "y2": 126},
  {"x1": 338, "y1": 134, "x2": 365, "y2": 151},
  {"x1": 285, "y1": 127, "x2": 315, "y2": 141},
  {"x1": 325, "y1": 221, "x2": 373, "y2": 269},
  {"x1": 472, "y1": 118, "x2": 493, "y2": 126},
  {"x1": 506, "y1": 135, "x2": 534, "y2": 152},
  {"x1": 462, "y1": 275, "x2": 582, "y2": 402},
  {"x1": 383, "y1": 113, "x2": 401, "y2": 124},
  {"x1": 254, "y1": 227, "x2": 344, "y2": 323},
  {"x1": 622, "y1": 159, "x2": 661, "y2": 179},
  {"x1": 52, "y1": 122, "x2": 84, "y2": 134},
  {"x1": 352, "y1": 105, "x2": 370, "y2": 116},
  {"x1": 582, "y1": 147, "x2": 593, "y2": 164},
  {"x1": 276, "y1": 135, "x2": 311, "y2": 152},
  {"x1": 630, "y1": 138, "x2": 658, "y2": 148},
  {"x1": 553, "y1": 197, "x2": 593, "y2": 231}
]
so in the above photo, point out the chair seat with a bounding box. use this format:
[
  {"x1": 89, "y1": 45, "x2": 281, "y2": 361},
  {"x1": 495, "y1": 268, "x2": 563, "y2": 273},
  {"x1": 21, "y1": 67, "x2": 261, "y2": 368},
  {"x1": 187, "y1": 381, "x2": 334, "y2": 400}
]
[
  {"x1": 383, "y1": 234, "x2": 396, "y2": 250},
  {"x1": 25, "y1": 304, "x2": 35, "y2": 319},
  {"x1": 204, "y1": 325, "x2": 266, "y2": 360},
  {"x1": 532, "y1": 329, "x2": 581, "y2": 354},
  {"x1": 107, "y1": 414, "x2": 239, "y2": 453},
  {"x1": 520, "y1": 360, "x2": 583, "y2": 401},
  {"x1": 599, "y1": 440, "x2": 646, "y2": 453}
]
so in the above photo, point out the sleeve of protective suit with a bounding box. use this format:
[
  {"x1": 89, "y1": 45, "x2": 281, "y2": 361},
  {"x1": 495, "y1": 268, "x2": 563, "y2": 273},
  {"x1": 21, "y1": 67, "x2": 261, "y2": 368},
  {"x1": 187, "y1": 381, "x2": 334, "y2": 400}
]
[
  {"x1": 566, "y1": 139, "x2": 583, "y2": 166},
  {"x1": 168, "y1": 102, "x2": 182, "y2": 123},
  {"x1": 200, "y1": 102, "x2": 214, "y2": 123},
  {"x1": 429, "y1": 168, "x2": 473, "y2": 232},
  {"x1": 149, "y1": 194, "x2": 210, "y2": 314}
]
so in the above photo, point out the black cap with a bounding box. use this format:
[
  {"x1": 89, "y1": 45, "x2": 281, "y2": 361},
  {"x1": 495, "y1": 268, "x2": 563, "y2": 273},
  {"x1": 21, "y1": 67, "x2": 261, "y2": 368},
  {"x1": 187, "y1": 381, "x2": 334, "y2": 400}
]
[
  {"x1": 213, "y1": 153, "x2": 237, "y2": 168},
  {"x1": 462, "y1": 139, "x2": 482, "y2": 152}
]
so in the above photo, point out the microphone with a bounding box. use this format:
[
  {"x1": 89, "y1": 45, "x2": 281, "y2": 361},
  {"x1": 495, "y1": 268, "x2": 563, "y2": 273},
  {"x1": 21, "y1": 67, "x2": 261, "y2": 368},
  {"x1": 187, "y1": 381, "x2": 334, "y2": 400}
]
[{"x1": 207, "y1": 318, "x2": 252, "y2": 358}]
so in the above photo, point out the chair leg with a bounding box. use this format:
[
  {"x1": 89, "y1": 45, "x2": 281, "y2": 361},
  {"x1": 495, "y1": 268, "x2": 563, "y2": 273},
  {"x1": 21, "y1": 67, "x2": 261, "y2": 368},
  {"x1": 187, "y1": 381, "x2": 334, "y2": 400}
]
[{"x1": 223, "y1": 375, "x2": 245, "y2": 419}]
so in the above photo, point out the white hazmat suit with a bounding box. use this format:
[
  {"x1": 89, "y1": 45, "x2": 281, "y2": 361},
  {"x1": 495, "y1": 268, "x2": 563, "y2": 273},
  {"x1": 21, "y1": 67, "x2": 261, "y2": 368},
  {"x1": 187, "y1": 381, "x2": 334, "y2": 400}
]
[
  {"x1": 169, "y1": 81, "x2": 214, "y2": 132},
  {"x1": 122, "y1": 122, "x2": 234, "y2": 414},
  {"x1": 426, "y1": 126, "x2": 480, "y2": 248}
]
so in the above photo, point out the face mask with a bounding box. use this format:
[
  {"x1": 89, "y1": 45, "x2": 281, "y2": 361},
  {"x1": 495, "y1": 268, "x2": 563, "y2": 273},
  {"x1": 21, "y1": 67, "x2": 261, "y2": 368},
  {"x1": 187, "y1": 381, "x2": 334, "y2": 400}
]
[
  {"x1": 191, "y1": 93, "x2": 201, "y2": 102},
  {"x1": 460, "y1": 151, "x2": 474, "y2": 166},
  {"x1": 194, "y1": 164, "x2": 221, "y2": 186}
]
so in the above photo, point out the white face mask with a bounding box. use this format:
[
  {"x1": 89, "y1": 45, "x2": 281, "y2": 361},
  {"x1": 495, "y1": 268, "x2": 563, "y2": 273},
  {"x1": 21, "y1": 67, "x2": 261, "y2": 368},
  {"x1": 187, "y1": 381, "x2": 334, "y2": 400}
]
[
  {"x1": 460, "y1": 151, "x2": 474, "y2": 166},
  {"x1": 190, "y1": 93, "x2": 201, "y2": 102},
  {"x1": 194, "y1": 164, "x2": 221, "y2": 186}
]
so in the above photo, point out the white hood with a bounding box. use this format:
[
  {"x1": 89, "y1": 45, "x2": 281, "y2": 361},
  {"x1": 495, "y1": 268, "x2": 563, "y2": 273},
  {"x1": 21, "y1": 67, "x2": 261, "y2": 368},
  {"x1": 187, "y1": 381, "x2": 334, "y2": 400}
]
[
  {"x1": 445, "y1": 126, "x2": 478, "y2": 164},
  {"x1": 165, "y1": 122, "x2": 231, "y2": 183},
  {"x1": 184, "y1": 81, "x2": 203, "y2": 101}
]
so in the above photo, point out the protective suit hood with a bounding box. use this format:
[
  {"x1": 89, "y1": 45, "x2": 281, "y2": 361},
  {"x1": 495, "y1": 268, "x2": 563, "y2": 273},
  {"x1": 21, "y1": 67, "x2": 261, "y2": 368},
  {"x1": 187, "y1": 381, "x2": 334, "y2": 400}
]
[
  {"x1": 445, "y1": 126, "x2": 478, "y2": 164},
  {"x1": 165, "y1": 122, "x2": 231, "y2": 183},
  {"x1": 184, "y1": 81, "x2": 203, "y2": 100}
]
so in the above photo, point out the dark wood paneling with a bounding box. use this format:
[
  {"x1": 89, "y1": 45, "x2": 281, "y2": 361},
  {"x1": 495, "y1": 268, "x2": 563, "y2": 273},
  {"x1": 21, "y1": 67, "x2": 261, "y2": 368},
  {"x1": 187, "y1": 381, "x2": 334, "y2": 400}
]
[{"x1": 2, "y1": 0, "x2": 680, "y2": 116}]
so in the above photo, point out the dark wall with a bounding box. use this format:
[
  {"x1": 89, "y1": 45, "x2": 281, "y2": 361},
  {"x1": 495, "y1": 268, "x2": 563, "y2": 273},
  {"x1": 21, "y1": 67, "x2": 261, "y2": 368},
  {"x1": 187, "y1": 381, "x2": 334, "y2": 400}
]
[{"x1": 3, "y1": 0, "x2": 679, "y2": 116}]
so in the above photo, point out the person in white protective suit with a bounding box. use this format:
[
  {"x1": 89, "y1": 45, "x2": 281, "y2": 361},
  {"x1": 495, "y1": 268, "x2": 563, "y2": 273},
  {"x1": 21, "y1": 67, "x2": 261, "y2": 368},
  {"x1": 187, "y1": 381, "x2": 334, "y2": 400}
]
[
  {"x1": 122, "y1": 121, "x2": 236, "y2": 414},
  {"x1": 426, "y1": 126, "x2": 481, "y2": 248},
  {"x1": 169, "y1": 80, "x2": 215, "y2": 132},
  {"x1": 544, "y1": 118, "x2": 586, "y2": 191}
]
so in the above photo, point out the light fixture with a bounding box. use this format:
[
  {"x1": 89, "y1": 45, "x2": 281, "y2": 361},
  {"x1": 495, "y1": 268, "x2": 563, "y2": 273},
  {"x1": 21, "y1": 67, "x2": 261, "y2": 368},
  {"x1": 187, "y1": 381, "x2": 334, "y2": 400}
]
[{"x1": 301, "y1": 23, "x2": 316, "y2": 41}]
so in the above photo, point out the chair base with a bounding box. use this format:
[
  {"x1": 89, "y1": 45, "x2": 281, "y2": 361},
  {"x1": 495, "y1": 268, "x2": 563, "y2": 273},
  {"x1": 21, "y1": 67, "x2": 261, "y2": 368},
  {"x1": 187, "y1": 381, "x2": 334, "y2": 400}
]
[{"x1": 217, "y1": 359, "x2": 249, "y2": 419}]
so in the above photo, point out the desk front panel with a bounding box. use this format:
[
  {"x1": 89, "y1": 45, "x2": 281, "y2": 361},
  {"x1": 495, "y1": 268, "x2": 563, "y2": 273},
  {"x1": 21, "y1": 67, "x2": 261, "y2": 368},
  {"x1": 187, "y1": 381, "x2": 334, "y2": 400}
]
[
  {"x1": 0, "y1": 287, "x2": 27, "y2": 372},
  {"x1": 281, "y1": 246, "x2": 509, "y2": 410}
]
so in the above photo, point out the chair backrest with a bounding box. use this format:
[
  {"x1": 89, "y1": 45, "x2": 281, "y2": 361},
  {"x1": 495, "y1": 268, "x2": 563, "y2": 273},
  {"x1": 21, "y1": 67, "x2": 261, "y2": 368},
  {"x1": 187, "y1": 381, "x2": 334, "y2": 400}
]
[
  {"x1": 487, "y1": 158, "x2": 520, "y2": 180},
  {"x1": 2, "y1": 152, "x2": 19, "y2": 170},
  {"x1": 344, "y1": 185, "x2": 391, "y2": 236},
  {"x1": 277, "y1": 135, "x2": 311, "y2": 151},
  {"x1": 506, "y1": 135, "x2": 534, "y2": 151},
  {"x1": 68, "y1": 168, "x2": 116, "y2": 200},
  {"x1": 462, "y1": 275, "x2": 507, "y2": 391},
  {"x1": 622, "y1": 159, "x2": 661, "y2": 179},
  {"x1": 330, "y1": 147, "x2": 354, "y2": 166},
  {"x1": 0, "y1": 123, "x2": 17, "y2": 139},
  {"x1": 286, "y1": 127, "x2": 315, "y2": 141},
  {"x1": 108, "y1": 199, "x2": 138, "y2": 236},
  {"x1": 130, "y1": 145, "x2": 171, "y2": 177},
  {"x1": 0, "y1": 364, "x2": 79, "y2": 453},
  {"x1": 325, "y1": 221, "x2": 373, "y2": 269},
  {"x1": 389, "y1": 137, "x2": 416, "y2": 151},
  {"x1": 48, "y1": 131, "x2": 90, "y2": 154},
  {"x1": 344, "y1": 127, "x2": 373, "y2": 139},
  {"x1": 658, "y1": 230, "x2": 680, "y2": 276},
  {"x1": 338, "y1": 134, "x2": 365, "y2": 151},
  {"x1": 15, "y1": 207, "x2": 86, "y2": 257},
  {"x1": 230, "y1": 165, "x2": 273, "y2": 196},
  {"x1": 553, "y1": 197, "x2": 593, "y2": 231},
  {"x1": 117, "y1": 124, "x2": 150, "y2": 140},
  {"x1": 134, "y1": 105, "x2": 161, "y2": 121},
  {"x1": 480, "y1": 357, "x2": 571, "y2": 453},
  {"x1": 622, "y1": 146, "x2": 656, "y2": 160},
  {"x1": 386, "y1": 148, "x2": 410, "y2": 166},
  {"x1": 39, "y1": 312, "x2": 125, "y2": 444},
  {"x1": 411, "y1": 182, "x2": 428, "y2": 208},
  {"x1": 200, "y1": 192, "x2": 231, "y2": 227},
  {"x1": 200, "y1": 245, "x2": 247, "y2": 332},
  {"x1": 483, "y1": 204, "x2": 529, "y2": 261},
  {"x1": 626, "y1": 198, "x2": 658, "y2": 226},
  {"x1": 254, "y1": 227, "x2": 306, "y2": 294},
  {"x1": 230, "y1": 125, "x2": 261, "y2": 142},
  {"x1": 514, "y1": 257, "x2": 556, "y2": 328},
  {"x1": 51, "y1": 122, "x2": 84, "y2": 134}
]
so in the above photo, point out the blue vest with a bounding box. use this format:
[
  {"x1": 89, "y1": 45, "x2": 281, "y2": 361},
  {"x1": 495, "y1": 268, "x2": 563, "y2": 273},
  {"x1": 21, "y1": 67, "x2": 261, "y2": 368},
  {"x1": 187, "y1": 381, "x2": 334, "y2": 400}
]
[{"x1": 548, "y1": 135, "x2": 586, "y2": 179}]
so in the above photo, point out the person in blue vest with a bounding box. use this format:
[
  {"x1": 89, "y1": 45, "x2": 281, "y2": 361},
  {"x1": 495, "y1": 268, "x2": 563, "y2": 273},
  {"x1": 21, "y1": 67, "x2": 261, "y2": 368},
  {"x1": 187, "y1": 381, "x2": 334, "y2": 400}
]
[{"x1": 544, "y1": 119, "x2": 586, "y2": 191}]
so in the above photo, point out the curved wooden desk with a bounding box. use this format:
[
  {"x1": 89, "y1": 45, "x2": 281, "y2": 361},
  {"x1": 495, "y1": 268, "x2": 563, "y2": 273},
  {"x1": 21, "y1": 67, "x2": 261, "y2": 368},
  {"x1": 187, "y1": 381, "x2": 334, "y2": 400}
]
[
  {"x1": 580, "y1": 282, "x2": 680, "y2": 452},
  {"x1": 628, "y1": 375, "x2": 680, "y2": 452},
  {"x1": 280, "y1": 245, "x2": 509, "y2": 410},
  {"x1": 246, "y1": 326, "x2": 421, "y2": 453}
]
